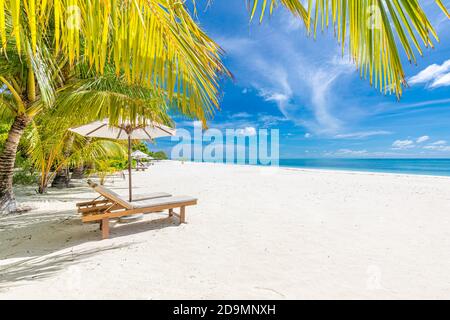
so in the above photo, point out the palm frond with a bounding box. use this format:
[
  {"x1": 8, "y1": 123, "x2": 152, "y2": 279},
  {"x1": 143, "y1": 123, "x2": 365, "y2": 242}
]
[
  {"x1": 26, "y1": 111, "x2": 126, "y2": 191},
  {"x1": 67, "y1": 138, "x2": 126, "y2": 169},
  {"x1": 55, "y1": 70, "x2": 174, "y2": 127},
  {"x1": 0, "y1": 0, "x2": 229, "y2": 122},
  {"x1": 250, "y1": 0, "x2": 450, "y2": 97}
]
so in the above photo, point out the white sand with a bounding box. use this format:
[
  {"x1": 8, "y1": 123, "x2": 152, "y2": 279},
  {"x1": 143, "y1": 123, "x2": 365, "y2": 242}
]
[{"x1": 1, "y1": 161, "x2": 450, "y2": 299}]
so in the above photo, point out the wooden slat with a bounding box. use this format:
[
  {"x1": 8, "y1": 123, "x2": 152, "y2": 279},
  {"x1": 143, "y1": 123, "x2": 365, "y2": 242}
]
[
  {"x1": 78, "y1": 203, "x2": 121, "y2": 214},
  {"x1": 82, "y1": 200, "x2": 197, "y2": 223},
  {"x1": 76, "y1": 199, "x2": 110, "y2": 208}
]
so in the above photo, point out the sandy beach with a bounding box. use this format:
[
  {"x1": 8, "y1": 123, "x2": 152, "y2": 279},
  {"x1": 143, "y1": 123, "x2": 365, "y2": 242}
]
[{"x1": 1, "y1": 161, "x2": 450, "y2": 299}]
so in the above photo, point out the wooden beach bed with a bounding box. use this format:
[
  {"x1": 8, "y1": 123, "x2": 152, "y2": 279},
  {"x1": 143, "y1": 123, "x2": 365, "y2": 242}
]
[{"x1": 77, "y1": 182, "x2": 198, "y2": 239}]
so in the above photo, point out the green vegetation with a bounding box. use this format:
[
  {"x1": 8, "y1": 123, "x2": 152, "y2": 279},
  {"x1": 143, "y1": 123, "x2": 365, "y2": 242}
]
[
  {"x1": 0, "y1": 115, "x2": 168, "y2": 191},
  {"x1": 0, "y1": 115, "x2": 167, "y2": 191},
  {"x1": 132, "y1": 142, "x2": 168, "y2": 160},
  {"x1": 0, "y1": 1, "x2": 226, "y2": 213}
]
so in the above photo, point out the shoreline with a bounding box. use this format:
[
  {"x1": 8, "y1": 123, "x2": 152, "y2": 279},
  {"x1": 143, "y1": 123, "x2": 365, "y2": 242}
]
[{"x1": 169, "y1": 160, "x2": 450, "y2": 180}]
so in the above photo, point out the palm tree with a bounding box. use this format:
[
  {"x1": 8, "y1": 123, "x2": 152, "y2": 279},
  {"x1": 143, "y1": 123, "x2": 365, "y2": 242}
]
[
  {"x1": 0, "y1": 1, "x2": 227, "y2": 213},
  {"x1": 50, "y1": 64, "x2": 175, "y2": 189},
  {"x1": 0, "y1": 39, "x2": 62, "y2": 212},
  {"x1": 26, "y1": 114, "x2": 126, "y2": 194},
  {"x1": 250, "y1": 0, "x2": 449, "y2": 97}
]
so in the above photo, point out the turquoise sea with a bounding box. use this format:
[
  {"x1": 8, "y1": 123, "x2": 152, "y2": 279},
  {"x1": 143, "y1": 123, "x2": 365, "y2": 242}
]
[{"x1": 279, "y1": 159, "x2": 450, "y2": 177}]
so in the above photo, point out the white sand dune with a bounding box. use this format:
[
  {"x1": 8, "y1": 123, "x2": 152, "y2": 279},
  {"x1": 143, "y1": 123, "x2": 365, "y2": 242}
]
[{"x1": 1, "y1": 161, "x2": 450, "y2": 299}]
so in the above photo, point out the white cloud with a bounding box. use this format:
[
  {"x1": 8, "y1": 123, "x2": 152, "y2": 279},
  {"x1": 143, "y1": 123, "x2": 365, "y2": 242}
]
[
  {"x1": 432, "y1": 73, "x2": 450, "y2": 88},
  {"x1": 423, "y1": 144, "x2": 450, "y2": 151},
  {"x1": 392, "y1": 140, "x2": 415, "y2": 150},
  {"x1": 216, "y1": 37, "x2": 255, "y2": 56},
  {"x1": 283, "y1": 12, "x2": 303, "y2": 32},
  {"x1": 260, "y1": 90, "x2": 291, "y2": 108},
  {"x1": 324, "y1": 149, "x2": 368, "y2": 157},
  {"x1": 230, "y1": 112, "x2": 252, "y2": 119},
  {"x1": 431, "y1": 140, "x2": 447, "y2": 146},
  {"x1": 257, "y1": 113, "x2": 287, "y2": 126},
  {"x1": 416, "y1": 136, "x2": 430, "y2": 144},
  {"x1": 337, "y1": 149, "x2": 368, "y2": 155},
  {"x1": 304, "y1": 133, "x2": 312, "y2": 138},
  {"x1": 215, "y1": 12, "x2": 358, "y2": 138},
  {"x1": 334, "y1": 131, "x2": 392, "y2": 139},
  {"x1": 177, "y1": 120, "x2": 203, "y2": 128},
  {"x1": 409, "y1": 59, "x2": 450, "y2": 88},
  {"x1": 236, "y1": 127, "x2": 257, "y2": 137},
  {"x1": 308, "y1": 70, "x2": 344, "y2": 134},
  {"x1": 254, "y1": 58, "x2": 351, "y2": 135}
]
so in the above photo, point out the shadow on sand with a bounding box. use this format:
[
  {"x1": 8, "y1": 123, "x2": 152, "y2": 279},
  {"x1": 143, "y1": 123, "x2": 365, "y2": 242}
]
[
  {"x1": 1, "y1": 207, "x2": 181, "y2": 255},
  {"x1": 0, "y1": 243, "x2": 129, "y2": 290},
  {"x1": 0, "y1": 182, "x2": 183, "y2": 290}
]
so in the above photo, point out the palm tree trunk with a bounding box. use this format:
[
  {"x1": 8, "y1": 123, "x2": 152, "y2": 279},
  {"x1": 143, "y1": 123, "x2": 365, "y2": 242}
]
[
  {"x1": 51, "y1": 168, "x2": 70, "y2": 188},
  {"x1": 71, "y1": 165, "x2": 85, "y2": 179},
  {"x1": 51, "y1": 135, "x2": 75, "y2": 189},
  {"x1": 38, "y1": 178, "x2": 49, "y2": 194},
  {"x1": 0, "y1": 114, "x2": 31, "y2": 214}
]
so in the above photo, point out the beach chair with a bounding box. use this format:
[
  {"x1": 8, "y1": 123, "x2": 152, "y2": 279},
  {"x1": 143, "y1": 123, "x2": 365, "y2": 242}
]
[
  {"x1": 78, "y1": 182, "x2": 198, "y2": 239},
  {"x1": 136, "y1": 162, "x2": 148, "y2": 171},
  {"x1": 76, "y1": 180, "x2": 171, "y2": 213}
]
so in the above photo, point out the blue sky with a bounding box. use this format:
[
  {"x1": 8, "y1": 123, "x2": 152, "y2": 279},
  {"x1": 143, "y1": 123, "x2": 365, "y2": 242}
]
[{"x1": 151, "y1": 0, "x2": 450, "y2": 159}]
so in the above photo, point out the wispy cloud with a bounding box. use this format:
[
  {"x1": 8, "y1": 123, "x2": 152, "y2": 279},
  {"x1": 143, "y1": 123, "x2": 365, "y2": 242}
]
[
  {"x1": 335, "y1": 149, "x2": 368, "y2": 156},
  {"x1": 416, "y1": 136, "x2": 430, "y2": 144},
  {"x1": 430, "y1": 140, "x2": 447, "y2": 146},
  {"x1": 392, "y1": 140, "x2": 415, "y2": 150},
  {"x1": 390, "y1": 137, "x2": 450, "y2": 153},
  {"x1": 257, "y1": 113, "x2": 288, "y2": 126},
  {"x1": 230, "y1": 112, "x2": 252, "y2": 119},
  {"x1": 214, "y1": 10, "x2": 361, "y2": 138},
  {"x1": 334, "y1": 131, "x2": 392, "y2": 140},
  {"x1": 424, "y1": 140, "x2": 450, "y2": 152}
]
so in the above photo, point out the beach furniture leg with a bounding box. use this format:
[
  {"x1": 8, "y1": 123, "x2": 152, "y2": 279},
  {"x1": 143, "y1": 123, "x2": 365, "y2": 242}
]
[
  {"x1": 180, "y1": 206, "x2": 186, "y2": 224},
  {"x1": 101, "y1": 218, "x2": 110, "y2": 239},
  {"x1": 169, "y1": 208, "x2": 174, "y2": 217}
]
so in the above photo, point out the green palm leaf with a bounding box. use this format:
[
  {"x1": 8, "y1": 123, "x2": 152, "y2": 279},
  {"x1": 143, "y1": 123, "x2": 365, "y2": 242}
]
[
  {"x1": 249, "y1": 0, "x2": 450, "y2": 97},
  {"x1": 0, "y1": 0, "x2": 229, "y2": 122}
]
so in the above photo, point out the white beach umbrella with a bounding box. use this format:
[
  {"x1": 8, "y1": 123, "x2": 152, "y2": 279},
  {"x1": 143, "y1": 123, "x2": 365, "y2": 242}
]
[
  {"x1": 69, "y1": 119, "x2": 175, "y2": 201},
  {"x1": 131, "y1": 150, "x2": 153, "y2": 160}
]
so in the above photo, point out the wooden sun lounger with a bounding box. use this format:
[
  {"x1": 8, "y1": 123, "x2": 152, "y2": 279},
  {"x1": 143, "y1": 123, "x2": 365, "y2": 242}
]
[
  {"x1": 136, "y1": 164, "x2": 149, "y2": 171},
  {"x1": 76, "y1": 192, "x2": 172, "y2": 214},
  {"x1": 79, "y1": 182, "x2": 197, "y2": 239},
  {"x1": 77, "y1": 181, "x2": 172, "y2": 215}
]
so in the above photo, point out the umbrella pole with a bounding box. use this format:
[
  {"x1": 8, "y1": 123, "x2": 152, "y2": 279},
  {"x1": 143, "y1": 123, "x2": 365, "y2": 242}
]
[{"x1": 128, "y1": 135, "x2": 132, "y2": 202}]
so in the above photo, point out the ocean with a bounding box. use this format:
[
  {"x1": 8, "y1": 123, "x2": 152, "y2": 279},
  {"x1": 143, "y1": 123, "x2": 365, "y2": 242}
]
[{"x1": 279, "y1": 159, "x2": 450, "y2": 177}]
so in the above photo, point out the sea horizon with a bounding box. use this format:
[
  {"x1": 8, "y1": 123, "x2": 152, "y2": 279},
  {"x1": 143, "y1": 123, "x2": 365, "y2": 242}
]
[
  {"x1": 171, "y1": 158, "x2": 450, "y2": 177},
  {"x1": 279, "y1": 158, "x2": 450, "y2": 177}
]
